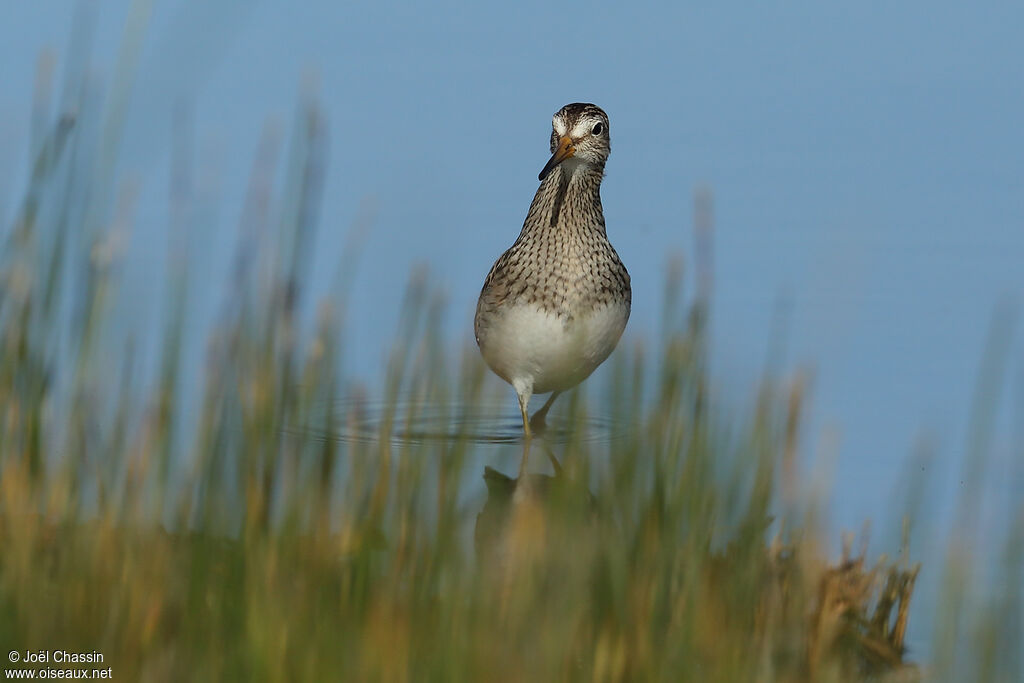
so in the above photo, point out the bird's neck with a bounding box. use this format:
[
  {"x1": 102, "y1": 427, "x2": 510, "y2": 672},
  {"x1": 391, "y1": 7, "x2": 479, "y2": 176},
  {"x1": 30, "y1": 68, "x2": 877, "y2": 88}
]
[{"x1": 523, "y1": 164, "x2": 605, "y2": 235}]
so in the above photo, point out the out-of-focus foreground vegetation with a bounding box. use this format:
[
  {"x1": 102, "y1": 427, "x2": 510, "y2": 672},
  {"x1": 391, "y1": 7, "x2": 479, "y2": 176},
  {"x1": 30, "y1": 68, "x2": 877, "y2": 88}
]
[{"x1": 1, "y1": 49, "x2": 1021, "y2": 682}]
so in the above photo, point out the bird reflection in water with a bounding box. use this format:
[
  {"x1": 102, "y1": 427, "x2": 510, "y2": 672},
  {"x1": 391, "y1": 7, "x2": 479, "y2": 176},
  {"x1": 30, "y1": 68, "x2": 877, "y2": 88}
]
[{"x1": 474, "y1": 439, "x2": 594, "y2": 574}]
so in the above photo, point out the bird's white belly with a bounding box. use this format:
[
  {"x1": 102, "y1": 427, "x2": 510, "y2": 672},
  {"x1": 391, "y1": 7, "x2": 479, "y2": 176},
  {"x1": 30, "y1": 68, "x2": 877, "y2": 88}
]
[{"x1": 479, "y1": 303, "x2": 628, "y2": 395}]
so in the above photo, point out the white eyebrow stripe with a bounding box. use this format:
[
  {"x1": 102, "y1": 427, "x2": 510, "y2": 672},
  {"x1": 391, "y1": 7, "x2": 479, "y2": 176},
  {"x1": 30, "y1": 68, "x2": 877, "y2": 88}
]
[
  {"x1": 553, "y1": 115, "x2": 568, "y2": 136},
  {"x1": 570, "y1": 118, "x2": 592, "y2": 139}
]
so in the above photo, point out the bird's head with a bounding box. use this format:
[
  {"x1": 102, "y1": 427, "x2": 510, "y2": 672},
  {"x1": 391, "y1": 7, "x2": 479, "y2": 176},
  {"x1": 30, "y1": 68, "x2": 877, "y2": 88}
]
[{"x1": 539, "y1": 103, "x2": 611, "y2": 181}]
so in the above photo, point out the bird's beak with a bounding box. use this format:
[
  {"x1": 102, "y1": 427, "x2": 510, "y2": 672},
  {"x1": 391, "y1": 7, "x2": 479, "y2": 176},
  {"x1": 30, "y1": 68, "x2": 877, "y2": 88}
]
[{"x1": 539, "y1": 135, "x2": 575, "y2": 181}]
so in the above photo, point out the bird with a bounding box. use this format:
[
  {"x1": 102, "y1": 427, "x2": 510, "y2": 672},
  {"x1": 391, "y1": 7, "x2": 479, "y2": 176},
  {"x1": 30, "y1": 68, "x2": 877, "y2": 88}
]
[{"x1": 474, "y1": 103, "x2": 630, "y2": 439}]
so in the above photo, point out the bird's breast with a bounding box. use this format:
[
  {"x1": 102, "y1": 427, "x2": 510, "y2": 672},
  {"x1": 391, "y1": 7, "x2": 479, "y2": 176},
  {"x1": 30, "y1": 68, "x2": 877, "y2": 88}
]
[{"x1": 476, "y1": 299, "x2": 629, "y2": 394}]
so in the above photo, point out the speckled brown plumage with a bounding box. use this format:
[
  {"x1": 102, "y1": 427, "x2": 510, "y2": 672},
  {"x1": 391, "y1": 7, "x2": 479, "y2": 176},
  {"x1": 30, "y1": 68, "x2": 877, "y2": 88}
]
[{"x1": 475, "y1": 107, "x2": 631, "y2": 330}]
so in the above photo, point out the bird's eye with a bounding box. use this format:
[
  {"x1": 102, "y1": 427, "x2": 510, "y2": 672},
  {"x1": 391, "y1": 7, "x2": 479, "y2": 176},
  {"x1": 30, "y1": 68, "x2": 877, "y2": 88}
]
[{"x1": 592, "y1": 122, "x2": 604, "y2": 135}]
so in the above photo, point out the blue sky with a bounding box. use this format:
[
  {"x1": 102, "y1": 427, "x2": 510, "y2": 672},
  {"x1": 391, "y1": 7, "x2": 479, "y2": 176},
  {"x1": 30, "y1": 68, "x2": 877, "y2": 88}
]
[{"x1": 3, "y1": 0, "x2": 1023, "y2": 650}]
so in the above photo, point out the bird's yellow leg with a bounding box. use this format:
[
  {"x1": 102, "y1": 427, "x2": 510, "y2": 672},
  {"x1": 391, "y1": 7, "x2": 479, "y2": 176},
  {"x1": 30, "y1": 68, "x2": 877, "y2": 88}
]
[
  {"x1": 519, "y1": 395, "x2": 533, "y2": 440},
  {"x1": 529, "y1": 391, "x2": 561, "y2": 434},
  {"x1": 517, "y1": 391, "x2": 533, "y2": 477}
]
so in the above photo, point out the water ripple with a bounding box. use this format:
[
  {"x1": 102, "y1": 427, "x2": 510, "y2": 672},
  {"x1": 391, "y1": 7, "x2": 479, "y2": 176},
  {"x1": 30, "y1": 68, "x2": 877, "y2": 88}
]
[{"x1": 285, "y1": 396, "x2": 624, "y2": 446}]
